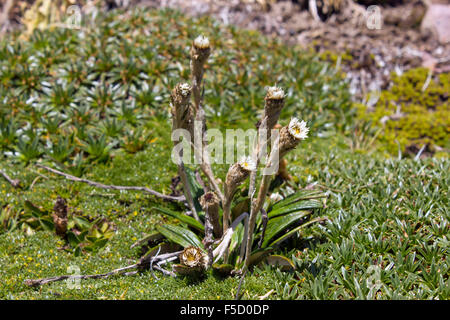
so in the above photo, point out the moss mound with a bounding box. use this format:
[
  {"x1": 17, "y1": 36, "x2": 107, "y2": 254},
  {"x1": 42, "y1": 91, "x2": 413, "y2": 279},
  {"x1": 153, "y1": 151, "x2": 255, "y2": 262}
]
[{"x1": 357, "y1": 67, "x2": 449, "y2": 156}]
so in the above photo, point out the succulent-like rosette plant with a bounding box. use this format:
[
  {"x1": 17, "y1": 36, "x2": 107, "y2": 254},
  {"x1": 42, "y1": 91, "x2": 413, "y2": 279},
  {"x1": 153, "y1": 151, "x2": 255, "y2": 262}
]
[{"x1": 134, "y1": 35, "x2": 327, "y2": 277}]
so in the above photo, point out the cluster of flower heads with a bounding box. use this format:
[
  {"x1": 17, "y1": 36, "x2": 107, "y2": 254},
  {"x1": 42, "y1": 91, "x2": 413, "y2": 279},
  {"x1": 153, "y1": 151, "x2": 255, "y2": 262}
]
[
  {"x1": 180, "y1": 246, "x2": 209, "y2": 269},
  {"x1": 288, "y1": 118, "x2": 309, "y2": 140}
]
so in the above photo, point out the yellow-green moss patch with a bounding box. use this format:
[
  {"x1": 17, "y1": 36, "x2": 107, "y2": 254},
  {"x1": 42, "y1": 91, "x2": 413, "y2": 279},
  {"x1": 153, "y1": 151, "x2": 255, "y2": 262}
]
[{"x1": 357, "y1": 67, "x2": 449, "y2": 155}]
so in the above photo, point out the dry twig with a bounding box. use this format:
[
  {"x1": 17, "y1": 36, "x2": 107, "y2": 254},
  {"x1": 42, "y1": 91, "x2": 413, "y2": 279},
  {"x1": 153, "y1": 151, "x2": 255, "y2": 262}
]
[
  {"x1": 24, "y1": 264, "x2": 138, "y2": 287},
  {"x1": 0, "y1": 169, "x2": 21, "y2": 188},
  {"x1": 25, "y1": 249, "x2": 183, "y2": 287},
  {"x1": 36, "y1": 164, "x2": 185, "y2": 202}
]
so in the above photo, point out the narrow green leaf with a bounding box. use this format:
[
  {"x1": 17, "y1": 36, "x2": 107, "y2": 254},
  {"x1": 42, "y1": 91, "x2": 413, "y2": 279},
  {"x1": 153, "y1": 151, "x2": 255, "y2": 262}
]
[
  {"x1": 248, "y1": 248, "x2": 273, "y2": 267},
  {"x1": 261, "y1": 255, "x2": 295, "y2": 271},
  {"x1": 74, "y1": 245, "x2": 82, "y2": 257},
  {"x1": 270, "y1": 190, "x2": 325, "y2": 211},
  {"x1": 130, "y1": 232, "x2": 164, "y2": 249},
  {"x1": 152, "y1": 207, "x2": 204, "y2": 233},
  {"x1": 158, "y1": 224, "x2": 203, "y2": 248},
  {"x1": 268, "y1": 199, "x2": 323, "y2": 218},
  {"x1": 24, "y1": 200, "x2": 46, "y2": 218},
  {"x1": 39, "y1": 217, "x2": 54, "y2": 231},
  {"x1": 67, "y1": 231, "x2": 81, "y2": 247},
  {"x1": 262, "y1": 210, "x2": 311, "y2": 247},
  {"x1": 184, "y1": 166, "x2": 204, "y2": 213},
  {"x1": 73, "y1": 216, "x2": 92, "y2": 230},
  {"x1": 93, "y1": 238, "x2": 109, "y2": 249},
  {"x1": 269, "y1": 217, "x2": 326, "y2": 247},
  {"x1": 229, "y1": 222, "x2": 244, "y2": 256}
]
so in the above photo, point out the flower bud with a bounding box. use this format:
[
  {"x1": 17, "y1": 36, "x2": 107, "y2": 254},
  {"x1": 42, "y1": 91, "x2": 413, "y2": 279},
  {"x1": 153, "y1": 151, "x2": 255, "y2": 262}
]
[
  {"x1": 194, "y1": 35, "x2": 210, "y2": 49},
  {"x1": 170, "y1": 82, "x2": 194, "y2": 134},
  {"x1": 52, "y1": 196, "x2": 68, "y2": 237},
  {"x1": 264, "y1": 86, "x2": 285, "y2": 133},
  {"x1": 199, "y1": 191, "x2": 222, "y2": 238},
  {"x1": 224, "y1": 156, "x2": 255, "y2": 199},
  {"x1": 191, "y1": 35, "x2": 211, "y2": 63}
]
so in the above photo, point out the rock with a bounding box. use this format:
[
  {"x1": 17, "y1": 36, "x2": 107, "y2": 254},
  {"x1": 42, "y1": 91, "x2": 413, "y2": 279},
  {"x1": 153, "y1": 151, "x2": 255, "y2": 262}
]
[
  {"x1": 383, "y1": 1, "x2": 426, "y2": 29},
  {"x1": 421, "y1": 4, "x2": 450, "y2": 44}
]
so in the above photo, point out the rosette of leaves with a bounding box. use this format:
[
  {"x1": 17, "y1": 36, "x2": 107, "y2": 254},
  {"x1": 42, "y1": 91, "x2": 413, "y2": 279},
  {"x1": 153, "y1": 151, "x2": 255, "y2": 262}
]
[
  {"x1": 130, "y1": 34, "x2": 330, "y2": 278},
  {"x1": 135, "y1": 170, "x2": 326, "y2": 277},
  {"x1": 0, "y1": 199, "x2": 115, "y2": 256}
]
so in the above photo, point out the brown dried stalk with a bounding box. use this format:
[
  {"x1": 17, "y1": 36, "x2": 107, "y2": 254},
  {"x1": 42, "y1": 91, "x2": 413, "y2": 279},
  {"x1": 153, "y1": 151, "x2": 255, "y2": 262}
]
[
  {"x1": 171, "y1": 83, "x2": 201, "y2": 222},
  {"x1": 248, "y1": 117, "x2": 268, "y2": 201},
  {"x1": 190, "y1": 35, "x2": 211, "y2": 114},
  {"x1": 223, "y1": 161, "x2": 252, "y2": 234},
  {"x1": 243, "y1": 133, "x2": 281, "y2": 268},
  {"x1": 170, "y1": 83, "x2": 195, "y2": 137},
  {"x1": 242, "y1": 87, "x2": 285, "y2": 266},
  {"x1": 203, "y1": 216, "x2": 214, "y2": 268},
  {"x1": 0, "y1": 169, "x2": 21, "y2": 188},
  {"x1": 263, "y1": 87, "x2": 286, "y2": 136},
  {"x1": 199, "y1": 191, "x2": 222, "y2": 238},
  {"x1": 189, "y1": 36, "x2": 224, "y2": 202},
  {"x1": 36, "y1": 164, "x2": 184, "y2": 202},
  {"x1": 248, "y1": 87, "x2": 285, "y2": 200},
  {"x1": 200, "y1": 192, "x2": 219, "y2": 268},
  {"x1": 257, "y1": 208, "x2": 268, "y2": 249},
  {"x1": 243, "y1": 118, "x2": 308, "y2": 267},
  {"x1": 52, "y1": 196, "x2": 68, "y2": 238}
]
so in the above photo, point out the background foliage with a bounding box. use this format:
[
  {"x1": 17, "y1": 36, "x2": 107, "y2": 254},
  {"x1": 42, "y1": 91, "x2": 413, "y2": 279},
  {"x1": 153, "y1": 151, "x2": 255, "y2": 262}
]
[{"x1": 0, "y1": 7, "x2": 448, "y2": 299}]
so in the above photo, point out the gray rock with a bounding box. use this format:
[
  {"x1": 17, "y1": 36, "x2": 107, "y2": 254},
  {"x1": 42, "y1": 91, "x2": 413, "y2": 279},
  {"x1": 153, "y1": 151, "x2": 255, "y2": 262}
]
[{"x1": 421, "y1": 4, "x2": 450, "y2": 44}]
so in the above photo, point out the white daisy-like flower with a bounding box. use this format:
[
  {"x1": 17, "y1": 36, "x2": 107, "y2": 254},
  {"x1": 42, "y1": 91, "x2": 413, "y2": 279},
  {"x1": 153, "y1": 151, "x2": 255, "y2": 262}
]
[
  {"x1": 194, "y1": 35, "x2": 210, "y2": 49},
  {"x1": 179, "y1": 83, "x2": 191, "y2": 96},
  {"x1": 288, "y1": 118, "x2": 309, "y2": 140},
  {"x1": 267, "y1": 86, "x2": 285, "y2": 100},
  {"x1": 270, "y1": 192, "x2": 283, "y2": 202},
  {"x1": 238, "y1": 155, "x2": 256, "y2": 172}
]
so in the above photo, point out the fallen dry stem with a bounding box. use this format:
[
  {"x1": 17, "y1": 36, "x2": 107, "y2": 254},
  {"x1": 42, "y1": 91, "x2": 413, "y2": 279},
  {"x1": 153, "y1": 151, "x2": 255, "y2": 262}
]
[
  {"x1": 0, "y1": 169, "x2": 21, "y2": 188},
  {"x1": 24, "y1": 264, "x2": 138, "y2": 287},
  {"x1": 25, "y1": 250, "x2": 183, "y2": 287},
  {"x1": 36, "y1": 164, "x2": 185, "y2": 202},
  {"x1": 244, "y1": 133, "x2": 281, "y2": 267}
]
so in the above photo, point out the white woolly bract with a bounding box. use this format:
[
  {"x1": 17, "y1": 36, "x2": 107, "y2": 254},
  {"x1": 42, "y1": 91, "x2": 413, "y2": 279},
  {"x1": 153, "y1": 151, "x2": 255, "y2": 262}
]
[
  {"x1": 267, "y1": 86, "x2": 285, "y2": 100},
  {"x1": 194, "y1": 35, "x2": 210, "y2": 49}
]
